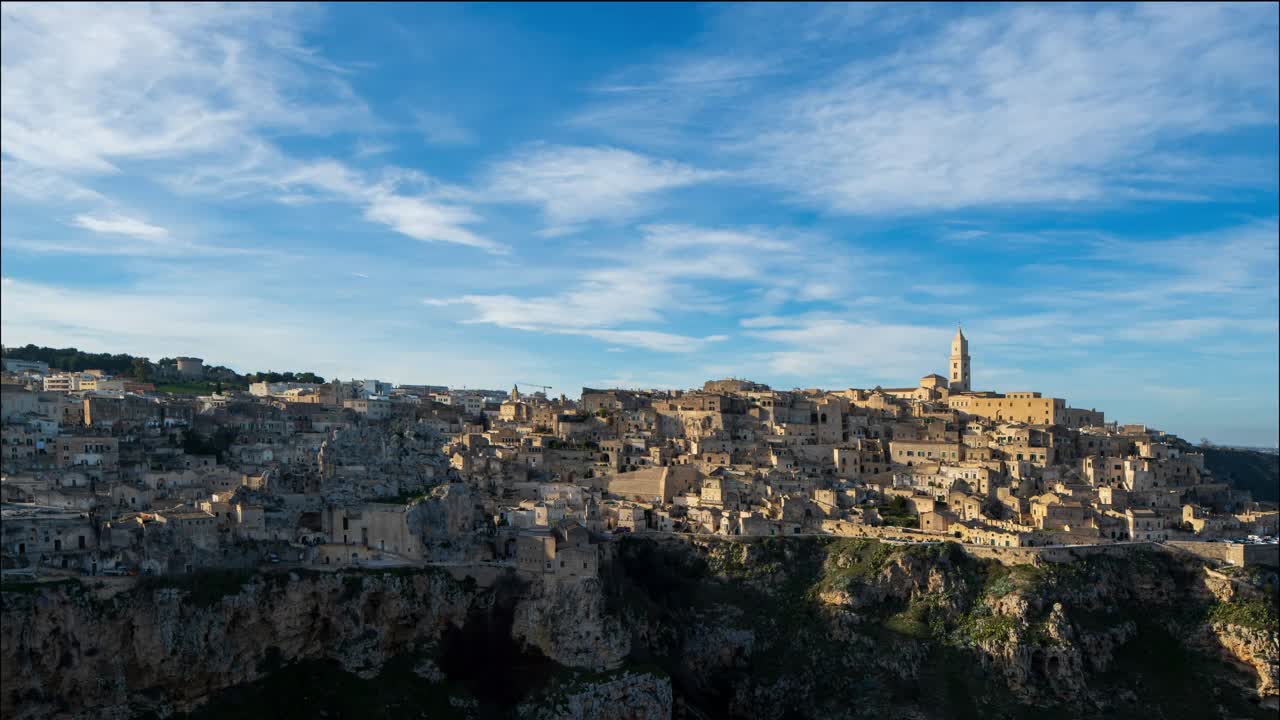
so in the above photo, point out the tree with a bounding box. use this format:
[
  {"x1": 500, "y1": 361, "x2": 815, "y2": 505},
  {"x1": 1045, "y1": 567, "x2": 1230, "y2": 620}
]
[
  {"x1": 214, "y1": 381, "x2": 223, "y2": 394},
  {"x1": 130, "y1": 358, "x2": 151, "y2": 380}
]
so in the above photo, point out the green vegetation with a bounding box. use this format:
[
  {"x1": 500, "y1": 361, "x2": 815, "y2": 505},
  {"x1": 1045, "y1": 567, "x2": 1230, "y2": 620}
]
[
  {"x1": 180, "y1": 655, "x2": 465, "y2": 720},
  {"x1": 154, "y1": 381, "x2": 225, "y2": 395},
  {"x1": 1096, "y1": 618, "x2": 1274, "y2": 720},
  {"x1": 811, "y1": 537, "x2": 896, "y2": 594},
  {"x1": 951, "y1": 596, "x2": 1022, "y2": 646},
  {"x1": 1207, "y1": 595, "x2": 1279, "y2": 633},
  {"x1": 1218, "y1": 564, "x2": 1280, "y2": 593},
  {"x1": 879, "y1": 514, "x2": 919, "y2": 528},
  {"x1": 877, "y1": 495, "x2": 920, "y2": 528},
  {"x1": 181, "y1": 427, "x2": 240, "y2": 461},
  {"x1": 2, "y1": 343, "x2": 328, "y2": 391},
  {"x1": 884, "y1": 597, "x2": 945, "y2": 639},
  {"x1": 130, "y1": 568, "x2": 258, "y2": 609},
  {"x1": 1203, "y1": 447, "x2": 1280, "y2": 502},
  {"x1": 0, "y1": 577, "x2": 83, "y2": 597},
  {"x1": 243, "y1": 370, "x2": 325, "y2": 384},
  {"x1": 367, "y1": 489, "x2": 433, "y2": 505},
  {"x1": 340, "y1": 576, "x2": 365, "y2": 603},
  {"x1": 2, "y1": 343, "x2": 140, "y2": 374}
]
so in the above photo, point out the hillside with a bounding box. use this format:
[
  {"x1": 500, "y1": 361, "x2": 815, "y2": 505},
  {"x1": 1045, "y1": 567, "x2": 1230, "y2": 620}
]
[
  {"x1": 1205, "y1": 448, "x2": 1280, "y2": 503},
  {"x1": 1, "y1": 344, "x2": 323, "y2": 387}
]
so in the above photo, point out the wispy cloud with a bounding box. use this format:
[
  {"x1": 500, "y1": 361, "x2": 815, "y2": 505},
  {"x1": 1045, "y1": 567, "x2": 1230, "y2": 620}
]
[
  {"x1": 7, "y1": 212, "x2": 262, "y2": 258},
  {"x1": 426, "y1": 224, "x2": 817, "y2": 351},
  {"x1": 1, "y1": 3, "x2": 367, "y2": 177},
  {"x1": 744, "y1": 315, "x2": 952, "y2": 381},
  {"x1": 72, "y1": 213, "x2": 168, "y2": 240},
  {"x1": 486, "y1": 144, "x2": 724, "y2": 226},
  {"x1": 0, "y1": 3, "x2": 499, "y2": 258},
  {"x1": 0, "y1": 275, "x2": 538, "y2": 388},
  {"x1": 0, "y1": 159, "x2": 104, "y2": 203},
  {"x1": 574, "y1": 4, "x2": 1277, "y2": 215},
  {"x1": 736, "y1": 4, "x2": 1278, "y2": 214},
  {"x1": 167, "y1": 144, "x2": 503, "y2": 252},
  {"x1": 416, "y1": 110, "x2": 473, "y2": 145}
]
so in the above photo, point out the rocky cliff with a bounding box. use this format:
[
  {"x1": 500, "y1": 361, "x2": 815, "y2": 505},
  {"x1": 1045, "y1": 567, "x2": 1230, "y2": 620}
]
[
  {"x1": 1, "y1": 568, "x2": 477, "y2": 719},
  {"x1": 511, "y1": 575, "x2": 630, "y2": 672},
  {"x1": 599, "y1": 536, "x2": 1279, "y2": 719},
  {"x1": 2, "y1": 538, "x2": 1276, "y2": 719}
]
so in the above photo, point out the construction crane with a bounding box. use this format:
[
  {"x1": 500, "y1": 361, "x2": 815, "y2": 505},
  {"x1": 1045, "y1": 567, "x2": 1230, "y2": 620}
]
[{"x1": 517, "y1": 382, "x2": 554, "y2": 394}]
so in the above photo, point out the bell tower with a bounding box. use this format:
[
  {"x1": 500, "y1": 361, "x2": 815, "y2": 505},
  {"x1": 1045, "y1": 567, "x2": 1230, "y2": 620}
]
[{"x1": 949, "y1": 326, "x2": 970, "y2": 393}]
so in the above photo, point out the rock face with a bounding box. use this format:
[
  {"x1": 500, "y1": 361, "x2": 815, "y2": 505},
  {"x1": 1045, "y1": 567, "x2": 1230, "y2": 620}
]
[
  {"x1": 1208, "y1": 622, "x2": 1280, "y2": 697},
  {"x1": 511, "y1": 576, "x2": 629, "y2": 672},
  {"x1": 3, "y1": 538, "x2": 1276, "y2": 720},
  {"x1": 518, "y1": 671, "x2": 672, "y2": 720},
  {"x1": 602, "y1": 536, "x2": 1279, "y2": 719},
  {"x1": 1, "y1": 570, "x2": 474, "y2": 719}
]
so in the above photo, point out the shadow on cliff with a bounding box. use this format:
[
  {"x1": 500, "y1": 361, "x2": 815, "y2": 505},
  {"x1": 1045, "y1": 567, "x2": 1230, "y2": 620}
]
[{"x1": 436, "y1": 570, "x2": 559, "y2": 714}]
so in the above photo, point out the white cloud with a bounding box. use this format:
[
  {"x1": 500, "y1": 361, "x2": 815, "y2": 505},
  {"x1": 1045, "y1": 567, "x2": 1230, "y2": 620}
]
[
  {"x1": 1, "y1": 3, "x2": 366, "y2": 177},
  {"x1": 1123, "y1": 318, "x2": 1278, "y2": 343},
  {"x1": 276, "y1": 160, "x2": 503, "y2": 253},
  {"x1": 746, "y1": 316, "x2": 952, "y2": 381},
  {"x1": 416, "y1": 110, "x2": 473, "y2": 145},
  {"x1": 577, "y1": 4, "x2": 1276, "y2": 214},
  {"x1": 363, "y1": 192, "x2": 495, "y2": 251},
  {"x1": 7, "y1": 213, "x2": 263, "y2": 258},
  {"x1": 431, "y1": 224, "x2": 802, "y2": 351},
  {"x1": 639, "y1": 224, "x2": 789, "y2": 251},
  {"x1": 739, "y1": 315, "x2": 788, "y2": 329},
  {"x1": 562, "y1": 328, "x2": 718, "y2": 354},
  {"x1": 0, "y1": 276, "x2": 536, "y2": 388},
  {"x1": 486, "y1": 145, "x2": 724, "y2": 225},
  {"x1": 353, "y1": 139, "x2": 392, "y2": 158},
  {"x1": 737, "y1": 3, "x2": 1278, "y2": 213},
  {"x1": 1, "y1": 3, "x2": 490, "y2": 259},
  {"x1": 0, "y1": 158, "x2": 103, "y2": 202},
  {"x1": 72, "y1": 213, "x2": 168, "y2": 240}
]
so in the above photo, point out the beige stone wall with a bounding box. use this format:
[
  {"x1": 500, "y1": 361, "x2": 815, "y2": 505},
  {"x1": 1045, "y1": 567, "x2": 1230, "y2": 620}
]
[
  {"x1": 949, "y1": 395, "x2": 1065, "y2": 425},
  {"x1": 963, "y1": 541, "x2": 1159, "y2": 566},
  {"x1": 1165, "y1": 540, "x2": 1280, "y2": 567}
]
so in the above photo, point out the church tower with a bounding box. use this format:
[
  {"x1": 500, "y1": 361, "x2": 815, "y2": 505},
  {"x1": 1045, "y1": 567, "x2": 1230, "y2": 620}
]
[{"x1": 949, "y1": 326, "x2": 970, "y2": 393}]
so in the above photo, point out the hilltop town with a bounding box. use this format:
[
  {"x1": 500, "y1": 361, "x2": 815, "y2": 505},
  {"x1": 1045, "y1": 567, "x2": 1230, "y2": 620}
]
[{"x1": 2, "y1": 329, "x2": 1277, "y2": 585}]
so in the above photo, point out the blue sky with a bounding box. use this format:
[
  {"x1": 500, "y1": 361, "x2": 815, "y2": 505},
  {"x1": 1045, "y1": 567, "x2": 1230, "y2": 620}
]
[{"x1": 1, "y1": 3, "x2": 1277, "y2": 446}]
